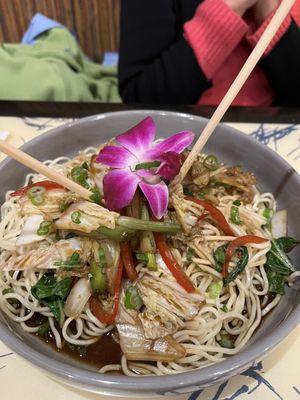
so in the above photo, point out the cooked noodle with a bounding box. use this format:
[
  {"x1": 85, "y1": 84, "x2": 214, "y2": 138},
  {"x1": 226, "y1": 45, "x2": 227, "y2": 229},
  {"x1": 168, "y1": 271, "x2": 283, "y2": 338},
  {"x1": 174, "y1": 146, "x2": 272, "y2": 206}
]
[{"x1": 0, "y1": 146, "x2": 297, "y2": 377}]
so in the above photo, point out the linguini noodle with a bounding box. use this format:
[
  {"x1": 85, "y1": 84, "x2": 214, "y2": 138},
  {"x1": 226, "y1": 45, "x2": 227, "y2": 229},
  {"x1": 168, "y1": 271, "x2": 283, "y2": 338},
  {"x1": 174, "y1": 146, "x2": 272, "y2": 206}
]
[{"x1": 0, "y1": 147, "x2": 296, "y2": 377}]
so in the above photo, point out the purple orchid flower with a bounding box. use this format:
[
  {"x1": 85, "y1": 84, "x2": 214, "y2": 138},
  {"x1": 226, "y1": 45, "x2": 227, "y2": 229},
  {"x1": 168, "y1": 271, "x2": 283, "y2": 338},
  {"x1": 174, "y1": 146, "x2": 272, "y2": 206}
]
[{"x1": 96, "y1": 117, "x2": 194, "y2": 219}]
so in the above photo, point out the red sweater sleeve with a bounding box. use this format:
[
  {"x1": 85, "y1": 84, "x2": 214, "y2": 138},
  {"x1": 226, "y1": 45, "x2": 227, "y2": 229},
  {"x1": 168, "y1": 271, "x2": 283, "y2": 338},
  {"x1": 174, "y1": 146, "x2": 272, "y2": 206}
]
[
  {"x1": 183, "y1": 0, "x2": 248, "y2": 80},
  {"x1": 246, "y1": 7, "x2": 292, "y2": 55}
]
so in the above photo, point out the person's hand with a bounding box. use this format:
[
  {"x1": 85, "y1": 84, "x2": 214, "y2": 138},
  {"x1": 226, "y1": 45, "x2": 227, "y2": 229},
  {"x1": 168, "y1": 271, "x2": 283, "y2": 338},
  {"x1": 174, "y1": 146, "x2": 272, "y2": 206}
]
[
  {"x1": 223, "y1": 0, "x2": 258, "y2": 16},
  {"x1": 252, "y1": 0, "x2": 279, "y2": 26}
]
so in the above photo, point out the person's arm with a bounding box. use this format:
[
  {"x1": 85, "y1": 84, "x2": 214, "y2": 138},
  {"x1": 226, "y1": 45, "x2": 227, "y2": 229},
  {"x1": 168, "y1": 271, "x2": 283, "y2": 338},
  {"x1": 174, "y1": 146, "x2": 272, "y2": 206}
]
[
  {"x1": 118, "y1": 0, "x2": 210, "y2": 104},
  {"x1": 184, "y1": 0, "x2": 250, "y2": 80},
  {"x1": 247, "y1": 0, "x2": 300, "y2": 106}
]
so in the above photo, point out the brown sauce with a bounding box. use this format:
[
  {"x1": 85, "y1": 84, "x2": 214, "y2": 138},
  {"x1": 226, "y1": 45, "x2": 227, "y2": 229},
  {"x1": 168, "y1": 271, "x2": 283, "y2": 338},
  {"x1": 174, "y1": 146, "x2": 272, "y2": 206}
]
[
  {"x1": 27, "y1": 314, "x2": 122, "y2": 370},
  {"x1": 59, "y1": 332, "x2": 122, "y2": 369}
]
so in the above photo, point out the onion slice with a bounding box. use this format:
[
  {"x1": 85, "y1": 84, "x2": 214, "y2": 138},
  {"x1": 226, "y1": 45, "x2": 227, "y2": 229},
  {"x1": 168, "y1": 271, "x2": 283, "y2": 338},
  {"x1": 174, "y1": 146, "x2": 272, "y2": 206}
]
[
  {"x1": 64, "y1": 278, "x2": 91, "y2": 318},
  {"x1": 271, "y1": 209, "x2": 287, "y2": 238}
]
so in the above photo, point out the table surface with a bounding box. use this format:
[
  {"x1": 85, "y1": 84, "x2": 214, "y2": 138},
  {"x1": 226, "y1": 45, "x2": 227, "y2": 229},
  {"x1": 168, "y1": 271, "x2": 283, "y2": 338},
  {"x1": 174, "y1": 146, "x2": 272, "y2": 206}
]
[{"x1": 0, "y1": 103, "x2": 299, "y2": 400}]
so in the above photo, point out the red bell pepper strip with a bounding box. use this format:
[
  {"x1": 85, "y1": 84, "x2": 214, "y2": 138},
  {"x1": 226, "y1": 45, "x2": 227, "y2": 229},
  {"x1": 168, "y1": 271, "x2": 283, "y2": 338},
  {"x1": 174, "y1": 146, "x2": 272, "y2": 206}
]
[
  {"x1": 154, "y1": 232, "x2": 195, "y2": 293},
  {"x1": 90, "y1": 257, "x2": 124, "y2": 325},
  {"x1": 120, "y1": 242, "x2": 138, "y2": 281},
  {"x1": 185, "y1": 196, "x2": 235, "y2": 236},
  {"x1": 222, "y1": 235, "x2": 268, "y2": 277},
  {"x1": 11, "y1": 180, "x2": 65, "y2": 197}
]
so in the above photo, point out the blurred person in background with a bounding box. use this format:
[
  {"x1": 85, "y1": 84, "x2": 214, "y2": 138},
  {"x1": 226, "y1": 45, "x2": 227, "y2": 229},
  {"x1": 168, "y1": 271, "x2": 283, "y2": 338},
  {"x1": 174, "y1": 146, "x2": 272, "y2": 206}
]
[{"x1": 119, "y1": 0, "x2": 300, "y2": 106}]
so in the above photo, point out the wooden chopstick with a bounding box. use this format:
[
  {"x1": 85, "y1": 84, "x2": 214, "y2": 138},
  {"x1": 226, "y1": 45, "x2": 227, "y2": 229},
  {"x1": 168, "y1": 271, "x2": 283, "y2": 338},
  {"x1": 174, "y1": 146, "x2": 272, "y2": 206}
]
[
  {"x1": 179, "y1": 0, "x2": 295, "y2": 182},
  {"x1": 0, "y1": 139, "x2": 92, "y2": 199}
]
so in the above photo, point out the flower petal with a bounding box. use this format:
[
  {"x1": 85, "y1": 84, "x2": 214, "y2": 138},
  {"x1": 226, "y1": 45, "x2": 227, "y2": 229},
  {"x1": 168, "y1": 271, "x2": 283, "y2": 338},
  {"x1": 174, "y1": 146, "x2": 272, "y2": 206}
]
[
  {"x1": 116, "y1": 117, "x2": 156, "y2": 158},
  {"x1": 156, "y1": 151, "x2": 181, "y2": 180},
  {"x1": 103, "y1": 170, "x2": 141, "y2": 211},
  {"x1": 146, "y1": 130, "x2": 195, "y2": 159},
  {"x1": 96, "y1": 146, "x2": 137, "y2": 168},
  {"x1": 139, "y1": 180, "x2": 168, "y2": 220}
]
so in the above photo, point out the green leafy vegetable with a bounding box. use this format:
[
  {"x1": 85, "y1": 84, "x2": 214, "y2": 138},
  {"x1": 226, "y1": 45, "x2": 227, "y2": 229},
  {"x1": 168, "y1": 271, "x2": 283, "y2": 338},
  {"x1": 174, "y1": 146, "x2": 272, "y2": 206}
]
[
  {"x1": 276, "y1": 237, "x2": 299, "y2": 253},
  {"x1": 31, "y1": 273, "x2": 72, "y2": 323},
  {"x1": 264, "y1": 236, "x2": 299, "y2": 295},
  {"x1": 81, "y1": 162, "x2": 89, "y2": 170},
  {"x1": 223, "y1": 246, "x2": 249, "y2": 286},
  {"x1": 125, "y1": 286, "x2": 143, "y2": 310},
  {"x1": 266, "y1": 239, "x2": 296, "y2": 275},
  {"x1": 37, "y1": 321, "x2": 50, "y2": 337},
  {"x1": 267, "y1": 270, "x2": 285, "y2": 295}
]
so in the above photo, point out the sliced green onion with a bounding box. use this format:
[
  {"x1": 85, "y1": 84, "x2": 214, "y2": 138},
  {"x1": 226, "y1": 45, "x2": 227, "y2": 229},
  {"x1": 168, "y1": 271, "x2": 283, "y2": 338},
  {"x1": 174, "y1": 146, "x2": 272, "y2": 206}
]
[
  {"x1": 263, "y1": 207, "x2": 273, "y2": 231},
  {"x1": 208, "y1": 281, "x2": 223, "y2": 299},
  {"x1": 124, "y1": 286, "x2": 143, "y2": 310},
  {"x1": 135, "y1": 161, "x2": 161, "y2": 171},
  {"x1": 98, "y1": 248, "x2": 107, "y2": 267},
  {"x1": 37, "y1": 221, "x2": 52, "y2": 236},
  {"x1": 71, "y1": 166, "x2": 88, "y2": 183},
  {"x1": 230, "y1": 205, "x2": 241, "y2": 225},
  {"x1": 27, "y1": 186, "x2": 46, "y2": 198},
  {"x1": 213, "y1": 244, "x2": 227, "y2": 272},
  {"x1": 220, "y1": 304, "x2": 228, "y2": 312},
  {"x1": 59, "y1": 201, "x2": 69, "y2": 213},
  {"x1": 90, "y1": 260, "x2": 106, "y2": 294},
  {"x1": 196, "y1": 189, "x2": 208, "y2": 199},
  {"x1": 135, "y1": 253, "x2": 148, "y2": 263},
  {"x1": 263, "y1": 207, "x2": 273, "y2": 220},
  {"x1": 203, "y1": 155, "x2": 219, "y2": 171},
  {"x1": 89, "y1": 185, "x2": 101, "y2": 204},
  {"x1": 218, "y1": 333, "x2": 234, "y2": 348},
  {"x1": 233, "y1": 200, "x2": 241, "y2": 206},
  {"x1": 187, "y1": 247, "x2": 196, "y2": 262},
  {"x1": 146, "y1": 252, "x2": 157, "y2": 271},
  {"x1": 71, "y1": 211, "x2": 81, "y2": 224},
  {"x1": 30, "y1": 194, "x2": 45, "y2": 206},
  {"x1": 209, "y1": 282, "x2": 223, "y2": 300}
]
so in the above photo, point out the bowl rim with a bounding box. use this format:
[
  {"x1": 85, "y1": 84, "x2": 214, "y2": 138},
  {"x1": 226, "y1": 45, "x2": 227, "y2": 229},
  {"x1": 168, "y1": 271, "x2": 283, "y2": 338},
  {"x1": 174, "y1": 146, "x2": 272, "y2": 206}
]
[{"x1": 0, "y1": 109, "x2": 299, "y2": 393}]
